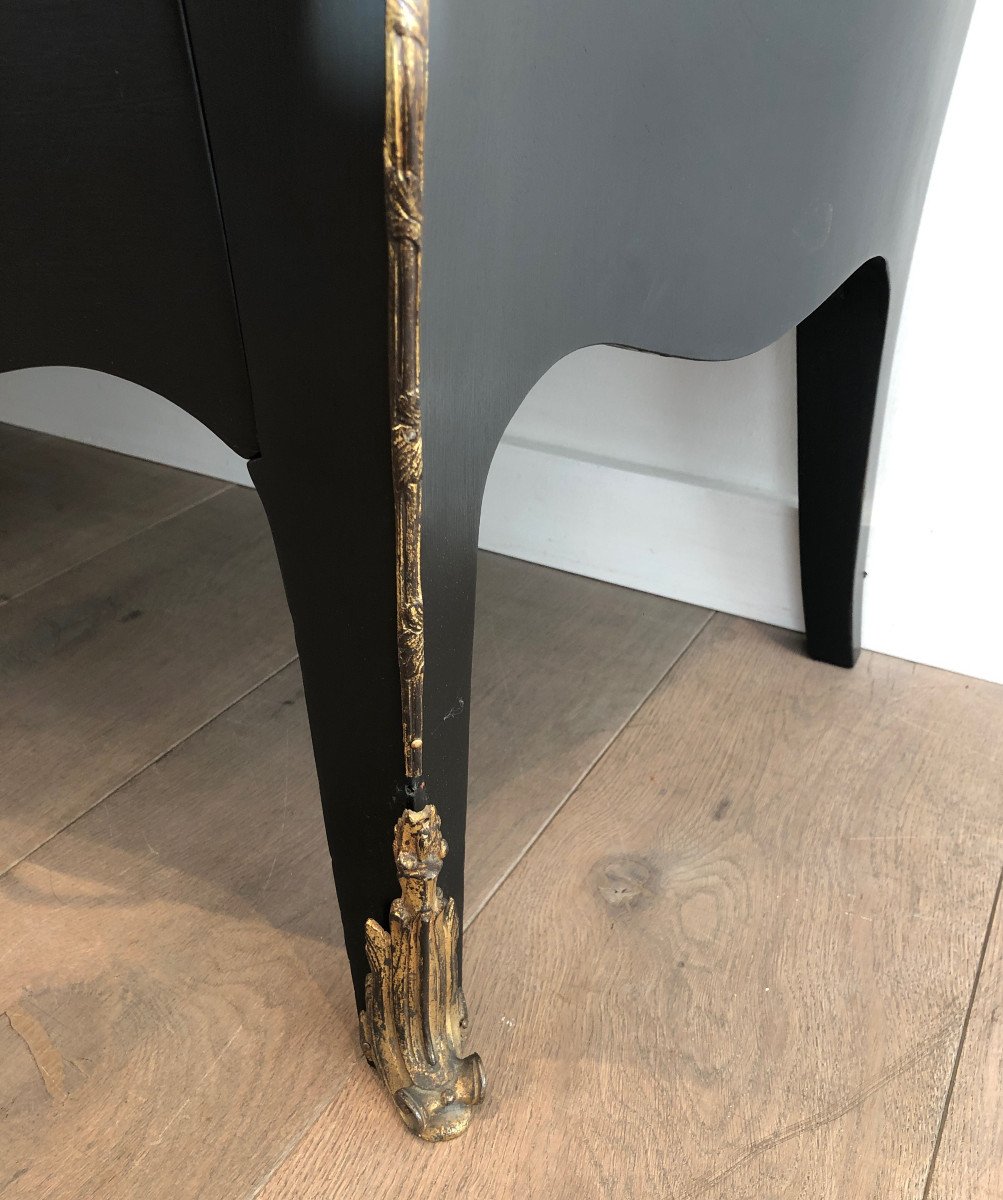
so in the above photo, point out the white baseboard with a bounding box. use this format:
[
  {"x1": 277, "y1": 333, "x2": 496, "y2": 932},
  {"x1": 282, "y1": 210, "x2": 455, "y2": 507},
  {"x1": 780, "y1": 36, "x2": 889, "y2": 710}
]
[
  {"x1": 5, "y1": 368, "x2": 1000, "y2": 686},
  {"x1": 480, "y1": 436, "x2": 805, "y2": 632},
  {"x1": 0, "y1": 367, "x2": 249, "y2": 486},
  {"x1": 0, "y1": 371, "x2": 805, "y2": 638}
]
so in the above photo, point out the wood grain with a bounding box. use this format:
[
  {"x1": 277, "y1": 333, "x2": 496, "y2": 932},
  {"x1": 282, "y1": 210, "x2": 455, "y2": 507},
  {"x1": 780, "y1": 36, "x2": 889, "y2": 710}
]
[
  {"x1": 466, "y1": 552, "x2": 708, "y2": 913},
  {"x1": 926, "y1": 872, "x2": 1003, "y2": 1200},
  {"x1": 0, "y1": 665, "x2": 352, "y2": 1200},
  {"x1": 259, "y1": 617, "x2": 1003, "y2": 1200},
  {"x1": 0, "y1": 485, "x2": 295, "y2": 873},
  {"x1": 0, "y1": 424, "x2": 226, "y2": 604},
  {"x1": 0, "y1": 535, "x2": 702, "y2": 1195}
]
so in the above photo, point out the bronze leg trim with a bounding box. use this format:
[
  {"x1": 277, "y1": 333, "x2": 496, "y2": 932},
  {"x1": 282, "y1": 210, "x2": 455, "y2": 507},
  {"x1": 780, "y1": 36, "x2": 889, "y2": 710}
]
[
  {"x1": 361, "y1": 1, "x2": 485, "y2": 1141},
  {"x1": 386, "y1": 0, "x2": 427, "y2": 780}
]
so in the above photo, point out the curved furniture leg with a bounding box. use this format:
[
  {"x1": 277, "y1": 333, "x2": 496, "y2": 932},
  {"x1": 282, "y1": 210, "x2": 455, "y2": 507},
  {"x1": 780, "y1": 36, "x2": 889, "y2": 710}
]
[
  {"x1": 796, "y1": 257, "x2": 891, "y2": 667},
  {"x1": 249, "y1": 441, "x2": 404, "y2": 1011},
  {"x1": 250, "y1": 408, "x2": 485, "y2": 1142},
  {"x1": 253, "y1": 0, "x2": 484, "y2": 1141}
]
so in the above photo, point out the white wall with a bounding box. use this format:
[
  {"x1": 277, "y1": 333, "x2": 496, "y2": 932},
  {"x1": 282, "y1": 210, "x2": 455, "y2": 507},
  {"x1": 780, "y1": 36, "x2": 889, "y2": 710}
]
[
  {"x1": 487, "y1": 0, "x2": 1003, "y2": 685},
  {"x1": 0, "y1": 366, "x2": 250, "y2": 486},
  {"x1": 857, "y1": 0, "x2": 1003, "y2": 684},
  {"x1": 479, "y1": 341, "x2": 805, "y2": 632},
  {"x1": 2, "y1": 0, "x2": 1000, "y2": 682}
]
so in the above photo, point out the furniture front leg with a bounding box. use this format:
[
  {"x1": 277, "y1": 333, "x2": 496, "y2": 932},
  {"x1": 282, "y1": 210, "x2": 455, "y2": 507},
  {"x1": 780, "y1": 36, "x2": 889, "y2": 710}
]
[
  {"x1": 361, "y1": 0, "x2": 486, "y2": 1140},
  {"x1": 254, "y1": 0, "x2": 484, "y2": 1142}
]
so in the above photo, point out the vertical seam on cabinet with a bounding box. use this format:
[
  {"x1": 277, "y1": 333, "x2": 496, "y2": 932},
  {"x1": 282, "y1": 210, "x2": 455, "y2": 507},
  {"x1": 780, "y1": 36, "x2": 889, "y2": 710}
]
[{"x1": 174, "y1": 0, "x2": 260, "y2": 453}]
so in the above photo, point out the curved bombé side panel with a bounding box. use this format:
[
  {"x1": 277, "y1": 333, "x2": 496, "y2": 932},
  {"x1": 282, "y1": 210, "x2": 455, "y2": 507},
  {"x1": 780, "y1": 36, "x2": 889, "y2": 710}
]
[
  {"x1": 420, "y1": 0, "x2": 977, "y2": 463},
  {"x1": 415, "y1": 0, "x2": 975, "y2": 688}
]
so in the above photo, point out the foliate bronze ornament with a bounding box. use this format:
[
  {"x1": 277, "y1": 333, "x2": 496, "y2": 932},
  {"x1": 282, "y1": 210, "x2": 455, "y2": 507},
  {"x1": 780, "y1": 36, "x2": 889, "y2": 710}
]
[
  {"x1": 360, "y1": 805, "x2": 486, "y2": 1141},
  {"x1": 370, "y1": 1, "x2": 486, "y2": 1142},
  {"x1": 386, "y1": 0, "x2": 428, "y2": 780}
]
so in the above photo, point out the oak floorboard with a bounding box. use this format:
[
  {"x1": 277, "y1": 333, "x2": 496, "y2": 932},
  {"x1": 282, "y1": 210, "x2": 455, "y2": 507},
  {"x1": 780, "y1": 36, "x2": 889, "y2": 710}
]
[
  {"x1": 259, "y1": 617, "x2": 1003, "y2": 1200},
  {"x1": 0, "y1": 486, "x2": 296, "y2": 873},
  {"x1": 0, "y1": 424, "x2": 227, "y2": 605},
  {"x1": 0, "y1": 664, "x2": 345, "y2": 1200},
  {"x1": 926, "y1": 871, "x2": 1003, "y2": 1200},
  {"x1": 0, "y1": 556, "x2": 703, "y2": 1197},
  {"x1": 467, "y1": 552, "x2": 708, "y2": 911}
]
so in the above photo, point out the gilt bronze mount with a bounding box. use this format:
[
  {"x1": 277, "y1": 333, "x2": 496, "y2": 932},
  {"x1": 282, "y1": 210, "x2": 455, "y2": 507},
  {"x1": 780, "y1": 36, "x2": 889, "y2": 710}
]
[
  {"x1": 360, "y1": 0, "x2": 485, "y2": 1140},
  {"x1": 360, "y1": 805, "x2": 486, "y2": 1141},
  {"x1": 386, "y1": 0, "x2": 427, "y2": 780}
]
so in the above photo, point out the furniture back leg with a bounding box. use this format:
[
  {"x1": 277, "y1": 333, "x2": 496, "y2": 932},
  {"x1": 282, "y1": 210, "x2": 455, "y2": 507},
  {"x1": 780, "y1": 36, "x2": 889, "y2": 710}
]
[{"x1": 796, "y1": 256, "x2": 891, "y2": 667}]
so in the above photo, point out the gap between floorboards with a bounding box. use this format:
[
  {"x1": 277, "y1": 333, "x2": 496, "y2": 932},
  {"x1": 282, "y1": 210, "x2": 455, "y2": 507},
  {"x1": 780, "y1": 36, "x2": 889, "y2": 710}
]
[
  {"x1": 0, "y1": 653, "x2": 298, "y2": 881},
  {"x1": 921, "y1": 864, "x2": 1003, "y2": 1198},
  {"x1": 464, "y1": 607, "x2": 715, "y2": 927},
  {"x1": 0, "y1": 481, "x2": 233, "y2": 609}
]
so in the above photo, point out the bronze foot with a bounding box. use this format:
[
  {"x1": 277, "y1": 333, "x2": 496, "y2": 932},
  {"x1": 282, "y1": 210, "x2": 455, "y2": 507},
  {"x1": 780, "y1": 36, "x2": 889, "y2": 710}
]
[{"x1": 359, "y1": 805, "x2": 486, "y2": 1141}]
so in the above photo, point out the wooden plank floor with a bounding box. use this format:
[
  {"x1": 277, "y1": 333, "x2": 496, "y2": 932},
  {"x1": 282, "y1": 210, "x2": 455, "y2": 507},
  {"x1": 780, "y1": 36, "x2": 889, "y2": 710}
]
[
  {"x1": 260, "y1": 618, "x2": 1003, "y2": 1200},
  {"x1": 926, "y1": 871, "x2": 1003, "y2": 1200},
  {"x1": 2, "y1": 427, "x2": 1001, "y2": 1197},
  {"x1": 0, "y1": 427, "x2": 706, "y2": 1197},
  {"x1": 0, "y1": 424, "x2": 226, "y2": 605},
  {"x1": 0, "y1": 482, "x2": 297, "y2": 873}
]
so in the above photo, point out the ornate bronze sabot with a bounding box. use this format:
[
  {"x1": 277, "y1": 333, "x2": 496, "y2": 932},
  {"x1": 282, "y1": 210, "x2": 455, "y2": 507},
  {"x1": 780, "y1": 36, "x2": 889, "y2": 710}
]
[
  {"x1": 360, "y1": 806, "x2": 486, "y2": 1141},
  {"x1": 386, "y1": 0, "x2": 428, "y2": 780},
  {"x1": 369, "y1": 3, "x2": 485, "y2": 1141}
]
